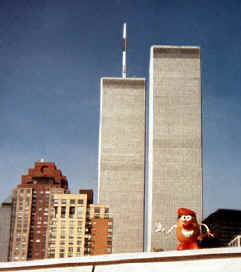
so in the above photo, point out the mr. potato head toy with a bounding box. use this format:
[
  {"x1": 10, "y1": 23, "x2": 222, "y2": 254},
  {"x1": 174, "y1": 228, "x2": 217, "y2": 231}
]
[{"x1": 176, "y1": 208, "x2": 204, "y2": 250}]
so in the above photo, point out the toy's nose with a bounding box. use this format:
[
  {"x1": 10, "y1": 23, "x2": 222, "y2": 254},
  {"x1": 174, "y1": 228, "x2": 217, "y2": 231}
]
[{"x1": 183, "y1": 221, "x2": 192, "y2": 229}]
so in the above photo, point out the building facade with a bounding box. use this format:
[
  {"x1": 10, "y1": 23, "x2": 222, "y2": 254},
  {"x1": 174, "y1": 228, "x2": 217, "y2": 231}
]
[
  {"x1": 89, "y1": 204, "x2": 112, "y2": 255},
  {"x1": 10, "y1": 161, "x2": 69, "y2": 261},
  {"x1": 46, "y1": 195, "x2": 112, "y2": 258},
  {"x1": 98, "y1": 77, "x2": 146, "y2": 253},
  {"x1": 0, "y1": 198, "x2": 12, "y2": 261},
  {"x1": 147, "y1": 46, "x2": 202, "y2": 251},
  {"x1": 47, "y1": 193, "x2": 88, "y2": 258}
]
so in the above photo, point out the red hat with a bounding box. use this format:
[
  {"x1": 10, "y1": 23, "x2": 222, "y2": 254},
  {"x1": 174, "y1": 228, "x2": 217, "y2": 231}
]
[{"x1": 178, "y1": 208, "x2": 196, "y2": 218}]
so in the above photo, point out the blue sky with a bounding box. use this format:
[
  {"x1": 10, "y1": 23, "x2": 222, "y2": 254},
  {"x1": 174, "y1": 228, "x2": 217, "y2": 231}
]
[{"x1": 1, "y1": 0, "x2": 241, "y2": 218}]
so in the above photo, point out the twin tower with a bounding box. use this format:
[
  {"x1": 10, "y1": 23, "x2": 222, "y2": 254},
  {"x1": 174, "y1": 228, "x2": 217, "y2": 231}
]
[{"x1": 97, "y1": 46, "x2": 202, "y2": 252}]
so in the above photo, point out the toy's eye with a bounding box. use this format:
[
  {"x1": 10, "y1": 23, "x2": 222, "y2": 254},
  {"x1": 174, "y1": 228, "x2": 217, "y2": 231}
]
[
  {"x1": 180, "y1": 215, "x2": 186, "y2": 221},
  {"x1": 186, "y1": 215, "x2": 191, "y2": 221}
]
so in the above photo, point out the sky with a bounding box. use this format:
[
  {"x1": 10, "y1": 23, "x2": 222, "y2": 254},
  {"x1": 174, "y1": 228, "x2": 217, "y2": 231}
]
[{"x1": 1, "y1": 0, "x2": 241, "y2": 218}]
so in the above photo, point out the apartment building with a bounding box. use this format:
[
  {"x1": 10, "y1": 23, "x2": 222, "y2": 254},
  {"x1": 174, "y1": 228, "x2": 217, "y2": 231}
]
[
  {"x1": 89, "y1": 204, "x2": 112, "y2": 255},
  {"x1": 10, "y1": 161, "x2": 69, "y2": 261},
  {"x1": 47, "y1": 193, "x2": 88, "y2": 258}
]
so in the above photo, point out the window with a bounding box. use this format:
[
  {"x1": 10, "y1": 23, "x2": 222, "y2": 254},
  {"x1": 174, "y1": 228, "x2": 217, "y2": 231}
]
[
  {"x1": 61, "y1": 207, "x2": 66, "y2": 218},
  {"x1": 106, "y1": 248, "x2": 112, "y2": 253},
  {"x1": 78, "y1": 199, "x2": 84, "y2": 205},
  {"x1": 94, "y1": 208, "x2": 100, "y2": 214},
  {"x1": 61, "y1": 227, "x2": 66, "y2": 232},
  {"x1": 61, "y1": 199, "x2": 66, "y2": 204},
  {"x1": 69, "y1": 227, "x2": 74, "y2": 233},
  {"x1": 69, "y1": 207, "x2": 75, "y2": 218},
  {"x1": 70, "y1": 199, "x2": 75, "y2": 204},
  {"x1": 77, "y1": 213, "x2": 83, "y2": 218}
]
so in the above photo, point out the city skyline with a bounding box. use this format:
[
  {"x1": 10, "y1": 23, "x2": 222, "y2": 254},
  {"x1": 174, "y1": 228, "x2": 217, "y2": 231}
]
[
  {"x1": 1, "y1": 161, "x2": 112, "y2": 261},
  {"x1": 1, "y1": 0, "x2": 241, "y2": 218}
]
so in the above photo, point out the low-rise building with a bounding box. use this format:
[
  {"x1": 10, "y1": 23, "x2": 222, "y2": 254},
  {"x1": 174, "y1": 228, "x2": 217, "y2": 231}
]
[{"x1": 203, "y1": 209, "x2": 241, "y2": 246}]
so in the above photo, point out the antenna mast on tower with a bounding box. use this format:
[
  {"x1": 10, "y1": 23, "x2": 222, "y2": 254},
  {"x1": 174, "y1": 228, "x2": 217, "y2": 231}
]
[{"x1": 122, "y1": 23, "x2": 127, "y2": 78}]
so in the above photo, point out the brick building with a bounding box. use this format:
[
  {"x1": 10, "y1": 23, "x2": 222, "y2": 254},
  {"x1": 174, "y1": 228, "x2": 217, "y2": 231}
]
[
  {"x1": 3, "y1": 161, "x2": 112, "y2": 261},
  {"x1": 10, "y1": 161, "x2": 68, "y2": 261},
  {"x1": 89, "y1": 204, "x2": 112, "y2": 255}
]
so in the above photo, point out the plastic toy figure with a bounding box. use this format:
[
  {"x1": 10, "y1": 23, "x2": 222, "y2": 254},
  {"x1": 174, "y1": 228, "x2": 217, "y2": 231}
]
[
  {"x1": 176, "y1": 208, "x2": 201, "y2": 250},
  {"x1": 155, "y1": 207, "x2": 213, "y2": 250}
]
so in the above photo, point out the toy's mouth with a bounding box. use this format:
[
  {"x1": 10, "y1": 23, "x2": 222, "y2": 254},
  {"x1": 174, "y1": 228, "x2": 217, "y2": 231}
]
[{"x1": 181, "y1": 229, "x2": 194, "y2": 238}]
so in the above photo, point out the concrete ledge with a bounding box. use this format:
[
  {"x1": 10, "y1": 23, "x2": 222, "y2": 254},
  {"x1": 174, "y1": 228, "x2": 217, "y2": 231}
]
[{"x1": 1, "y1": 248, "x2": 241, "y2": 271}]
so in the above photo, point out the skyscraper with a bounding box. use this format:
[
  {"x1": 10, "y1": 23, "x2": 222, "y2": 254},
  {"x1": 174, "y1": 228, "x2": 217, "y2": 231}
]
[
  {"x1": 147, "y1": 46, "x2": 202, "y2": 251},
  {"x1": 10, "y1": 161, "x2": 68, "y2": 261},
  {"x1": 98, "y1": 78, "x2": 146, "y2": 253}
]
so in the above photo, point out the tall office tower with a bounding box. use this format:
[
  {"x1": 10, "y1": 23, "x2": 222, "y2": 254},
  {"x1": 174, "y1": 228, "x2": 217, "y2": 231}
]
[
  {"x1": 10, "y1": 161, "x2": 68, "y2": 261},
  {"x1": 148, "y1": 46, "x2": 202, "y2": 251},
  {"x1": 98, "y1": 78, "x2": 146, "y2": 253}
]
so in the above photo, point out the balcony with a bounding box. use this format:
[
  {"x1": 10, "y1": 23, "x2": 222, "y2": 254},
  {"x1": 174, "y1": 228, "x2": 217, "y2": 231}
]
[{"x1": 1, "y1": 247, "x2": 241, "y2": 271}]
